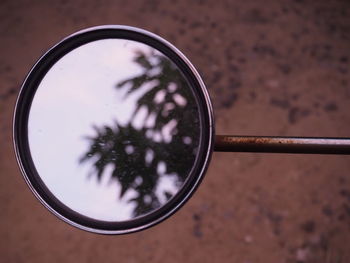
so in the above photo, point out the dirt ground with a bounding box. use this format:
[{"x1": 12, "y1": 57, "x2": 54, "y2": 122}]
[{"x1": 1, "y1": 0, "x2": 350, "y2": 262}]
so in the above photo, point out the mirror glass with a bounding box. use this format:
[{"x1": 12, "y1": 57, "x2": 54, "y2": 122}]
[{"x1": 28, "y1": 39, "x2": 201, "y2": 222}]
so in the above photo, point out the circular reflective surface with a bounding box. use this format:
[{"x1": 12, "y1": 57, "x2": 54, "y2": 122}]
[
  {"x1": 29, "y1": 39, "x2": 201, "y2": 221},
  {"x1": 14, "y1": 26, "x2": 214, "y2": 234}
]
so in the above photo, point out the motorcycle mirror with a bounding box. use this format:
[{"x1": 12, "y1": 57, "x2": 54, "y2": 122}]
[
  {"x1": 13, "y1": 25, "x2": 214, "y2": 234},
  {"x1": 14, "y1": 25, "x2": 350, "y2": 234}
]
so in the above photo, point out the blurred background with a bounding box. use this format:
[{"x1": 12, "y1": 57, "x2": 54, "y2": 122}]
[{"x1": 1, "y1": 0, "x2": 349, "y2": 262}]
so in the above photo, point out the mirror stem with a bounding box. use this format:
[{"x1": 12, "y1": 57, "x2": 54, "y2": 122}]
[{"x1": 214, "y1": 135, "x2": 350, "y2": 154}]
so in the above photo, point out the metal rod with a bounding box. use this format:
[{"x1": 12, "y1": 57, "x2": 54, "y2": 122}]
[{"x1": 214, "y1": 135, "x2": 350, "y2": 154}]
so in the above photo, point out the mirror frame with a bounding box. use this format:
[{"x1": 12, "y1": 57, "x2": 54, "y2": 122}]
[{"x1": 13, "y1": 25, "x2": 214, "y2": 234}]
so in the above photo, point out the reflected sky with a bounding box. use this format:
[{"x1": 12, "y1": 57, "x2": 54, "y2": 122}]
[{"x1": 28, "y1": 39, "x2": 200, "y2": 221}]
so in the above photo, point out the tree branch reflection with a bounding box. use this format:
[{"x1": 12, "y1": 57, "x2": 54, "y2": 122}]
[{"x1": 80, "y1": 49, "x2": 200, "y2": 218}]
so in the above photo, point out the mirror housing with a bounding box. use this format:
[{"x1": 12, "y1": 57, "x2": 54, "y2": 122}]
[{"x1": 13, "y1": 25, "x2": 214, "y2": 234}]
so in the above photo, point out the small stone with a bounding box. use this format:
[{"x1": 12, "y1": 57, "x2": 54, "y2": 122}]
[
  {"x1": 296, "y1": 248, "x2": 309, "y2": 262},
  {"x1": 310, "y1": 234, "x2": 321, "y2": 245},
  {"x1": 266, "y1": 79, "x2": 280, "y2": 89},
  {"x1": 244, "y1": 235, "x2": 253, "y2": 243}
]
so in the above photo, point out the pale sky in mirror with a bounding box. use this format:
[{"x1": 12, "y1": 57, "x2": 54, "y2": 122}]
[{"x1": 28, "y1": 39, "x2": 179, "y2": 221}]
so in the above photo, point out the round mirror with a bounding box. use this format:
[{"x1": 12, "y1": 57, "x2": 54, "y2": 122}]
[{"x1": 14, "y1": 26, "x2": 214, "y2": 234}]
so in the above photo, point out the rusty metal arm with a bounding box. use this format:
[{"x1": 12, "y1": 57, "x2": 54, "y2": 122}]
[{"x1": 214, "y1": 135, "x2": 350, "y2": 154}]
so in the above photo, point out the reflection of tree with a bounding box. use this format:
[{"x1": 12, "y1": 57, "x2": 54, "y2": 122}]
[{"x1": 80, "y1": 49, "x2": 200, "y2": 218}]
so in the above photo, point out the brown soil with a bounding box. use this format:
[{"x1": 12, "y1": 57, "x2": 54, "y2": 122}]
[{"x1": 1, "y1": 0, "x2": 350, "y2": 262}]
